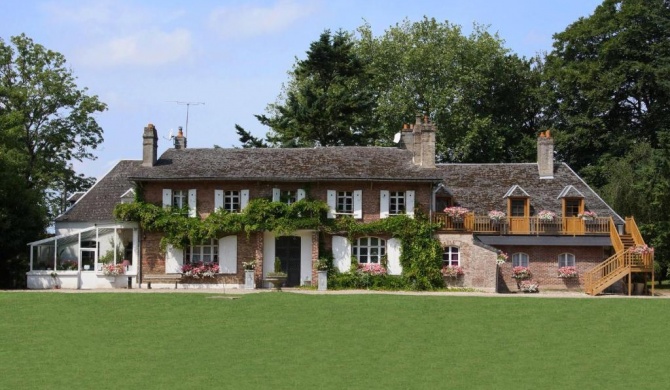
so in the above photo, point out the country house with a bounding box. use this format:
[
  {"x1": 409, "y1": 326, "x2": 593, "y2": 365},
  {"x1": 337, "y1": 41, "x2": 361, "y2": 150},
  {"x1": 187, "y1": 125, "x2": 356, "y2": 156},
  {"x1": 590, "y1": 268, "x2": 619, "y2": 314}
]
[{"x1": 27, "y1": 116, "x2": 654, "y2": 294}]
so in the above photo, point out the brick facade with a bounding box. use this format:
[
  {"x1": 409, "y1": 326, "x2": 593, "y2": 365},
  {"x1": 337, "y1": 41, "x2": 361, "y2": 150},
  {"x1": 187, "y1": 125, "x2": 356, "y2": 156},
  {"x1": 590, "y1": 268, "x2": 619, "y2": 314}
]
[
  {"x1": 142, "y1": 181, "x2": 433, "y2": 222},
  {"x1": 436, "y1": 234, "x2": 497, "y2": 291},
  {"x1": 495, "y1": 245, "x2": 607, "y2": 292}
]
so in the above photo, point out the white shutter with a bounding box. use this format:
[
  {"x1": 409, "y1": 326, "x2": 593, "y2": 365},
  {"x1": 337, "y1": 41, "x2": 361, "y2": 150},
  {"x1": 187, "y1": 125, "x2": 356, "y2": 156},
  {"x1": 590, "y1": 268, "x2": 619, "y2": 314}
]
[
  {"x1": 188, "y1": 189, "x2": 197, "y2": 217},
  {"x1": 380, "y1": 190, "x2": 390, "y2": 219},
  {"x1": 162, "y1": 189, "x2": 172, "y2": 209},
  {"x1": 218, "y1": 235, "x2": 238, "y2": 274},
  {"x1": 297, "y1": 189, "x2": 306, "y2": 201},
  {"x1": 165, "y1": 244, "x2": 183, "y2": 274},
  {"x1": 214, "y1": 190, "x2": 223, "y2": 211},
  {"x1": 332, "y1": 236, "x2": 351, "y2": 272},
  {"x1": 272, "y1": 188, "x2": 281, "y2": 202},
  {"x1": 327, "y1": 190, "x2": 336, "y2": 219},
  {"x1": 353, "y1": 190, "x2": 363, "y2": 219},
  {"x1": 387, "y1": 238, "x2": 402, "y2": 275},
  {"x1": 240, "y1": 189, "x2": 250, "y2": 210},
  {"x1": 406, "y1": 190, "x2": 415, "y2": 218}
]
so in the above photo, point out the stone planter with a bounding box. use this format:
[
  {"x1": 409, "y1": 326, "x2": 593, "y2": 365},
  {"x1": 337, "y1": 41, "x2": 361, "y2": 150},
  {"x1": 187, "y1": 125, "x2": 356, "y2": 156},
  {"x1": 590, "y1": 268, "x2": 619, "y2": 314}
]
[
  {"x1": 244, "y1": 269, "x2": 255, "y2": 290},
  {"x1": 266, "y1": 275, "x2": 287, "y2": 291},
  {"x1": 444, "y1": 275, "x2": 464, "y2": 288},
  {"x1": 317, "y1": 270, "x2": 328, "y2": 291}
]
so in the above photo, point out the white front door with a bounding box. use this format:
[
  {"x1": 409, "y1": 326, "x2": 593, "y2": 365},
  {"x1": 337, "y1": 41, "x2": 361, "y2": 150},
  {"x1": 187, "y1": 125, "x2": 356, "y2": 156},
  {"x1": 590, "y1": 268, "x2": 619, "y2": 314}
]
[{"x1": 79, "y1": 248, "x2": 97, "y2": 289}]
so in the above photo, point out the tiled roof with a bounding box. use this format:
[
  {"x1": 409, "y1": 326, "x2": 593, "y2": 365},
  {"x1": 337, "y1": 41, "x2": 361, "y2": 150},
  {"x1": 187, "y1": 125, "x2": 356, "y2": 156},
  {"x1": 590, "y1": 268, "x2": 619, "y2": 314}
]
[
  {"x1": 437, "y1": 163, "x2": 624, "y2": 224},
  {"x1": 55, "y1": 160, "x2": 142, "y2": 222},
  {"x1": 128, "y1": 147, "x2": 444, "y2": 182}
]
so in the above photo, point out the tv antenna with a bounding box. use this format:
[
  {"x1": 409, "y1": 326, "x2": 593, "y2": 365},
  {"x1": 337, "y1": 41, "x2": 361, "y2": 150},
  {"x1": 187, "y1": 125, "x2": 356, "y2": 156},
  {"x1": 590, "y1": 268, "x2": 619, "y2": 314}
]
[{"x1": 167, "y1": 101, "x2": 205, "y2": 138}]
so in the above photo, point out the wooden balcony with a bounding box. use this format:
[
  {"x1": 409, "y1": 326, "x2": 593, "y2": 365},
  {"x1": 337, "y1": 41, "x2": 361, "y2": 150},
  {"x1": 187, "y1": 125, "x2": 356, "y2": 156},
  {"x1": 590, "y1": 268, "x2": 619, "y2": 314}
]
[{"x1": 432, "y1": 213, "x2": 610, "y2": 235}]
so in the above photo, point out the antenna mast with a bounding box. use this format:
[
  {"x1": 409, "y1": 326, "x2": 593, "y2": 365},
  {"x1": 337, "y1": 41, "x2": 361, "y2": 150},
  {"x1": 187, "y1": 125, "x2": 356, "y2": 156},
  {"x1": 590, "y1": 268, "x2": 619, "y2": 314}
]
[{"x1": 167, "y1": 101, "x2": 205, "y2": 138}]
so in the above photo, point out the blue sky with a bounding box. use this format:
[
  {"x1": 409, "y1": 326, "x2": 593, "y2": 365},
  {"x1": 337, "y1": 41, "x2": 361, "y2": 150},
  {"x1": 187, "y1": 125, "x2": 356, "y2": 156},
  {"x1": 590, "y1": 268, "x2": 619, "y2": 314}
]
[{"x1": 1, "y1": 0, "x2": 603, "y2": 180}]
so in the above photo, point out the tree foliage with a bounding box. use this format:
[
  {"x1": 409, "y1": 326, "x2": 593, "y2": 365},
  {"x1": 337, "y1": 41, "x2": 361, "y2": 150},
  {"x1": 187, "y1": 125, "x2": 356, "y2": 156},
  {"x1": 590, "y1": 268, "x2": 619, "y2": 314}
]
[
  {"x1": 0, "y1": 34, "x2": 106, "y2": 287},
  {"x1": 356, "y1": 17, "x2": 546, "y2": 163},
  {"x1": 545, "y1": 0, "x2": 670, "y2": 184},
  {"x1": 547, "y1": 0, "x2": 670, "y2": 272},
  {"x1": 257, "y1": 30, "x2": 379, "y2": 147}
]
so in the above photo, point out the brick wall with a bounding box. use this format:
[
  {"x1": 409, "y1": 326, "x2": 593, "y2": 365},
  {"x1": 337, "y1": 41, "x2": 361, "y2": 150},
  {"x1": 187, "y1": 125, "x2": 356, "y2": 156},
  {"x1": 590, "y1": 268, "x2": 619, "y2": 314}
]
[
  {"x1": 495, "y1": 245, "x2": 607, "y2": 292},
  {"x1": 436, "y1": 233, "x2": 497, "y2": 291},
  {"x1": 142, "y1": 180, "x2": 434, "y2": 222}
]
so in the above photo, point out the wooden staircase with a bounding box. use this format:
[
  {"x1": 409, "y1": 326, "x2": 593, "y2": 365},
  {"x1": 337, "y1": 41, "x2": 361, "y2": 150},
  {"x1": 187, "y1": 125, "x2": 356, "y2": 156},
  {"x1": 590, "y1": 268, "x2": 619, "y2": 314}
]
[{"x1": 584, "y1": 217, "x2": 654, "y2": 296}]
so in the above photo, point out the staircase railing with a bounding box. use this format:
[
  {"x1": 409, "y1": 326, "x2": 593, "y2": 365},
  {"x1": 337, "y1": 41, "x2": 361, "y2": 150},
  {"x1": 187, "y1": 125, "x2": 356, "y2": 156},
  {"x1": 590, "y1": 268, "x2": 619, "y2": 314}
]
[
  {"x1": 625, "y1": 216, "x2": 654, "y2": 269},
  {"x1": 610, "y1": 217, "x2": 624, "y2": 253}
]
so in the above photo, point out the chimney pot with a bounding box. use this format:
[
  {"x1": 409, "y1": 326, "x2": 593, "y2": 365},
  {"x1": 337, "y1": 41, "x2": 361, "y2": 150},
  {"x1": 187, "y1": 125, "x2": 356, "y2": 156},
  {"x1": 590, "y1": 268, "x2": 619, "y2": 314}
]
[
  {"x1": 142, "y1": 123, "x2": 158, "y2": 167},
  {"x1": 537, "y1": 131, "x2": 554, "y2": 179},
  {"x1": 174, "y1": 126, "x2": 187, "y2": 149}
]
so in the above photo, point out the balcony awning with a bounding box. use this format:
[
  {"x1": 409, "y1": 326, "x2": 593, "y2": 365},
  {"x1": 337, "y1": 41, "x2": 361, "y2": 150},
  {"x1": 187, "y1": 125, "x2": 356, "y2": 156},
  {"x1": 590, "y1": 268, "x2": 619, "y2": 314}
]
[{"x1": 475, "y1": 235, "x2": 612, "y2": 247}]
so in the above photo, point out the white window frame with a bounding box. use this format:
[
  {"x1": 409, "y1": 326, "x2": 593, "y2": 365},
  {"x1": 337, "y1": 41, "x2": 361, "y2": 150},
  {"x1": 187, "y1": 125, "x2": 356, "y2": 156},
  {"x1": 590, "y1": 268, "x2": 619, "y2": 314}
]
[
  {"x1": 186, "y1": 239, "x2": 219, "y2": 264},
  {"x1": 172, "y1": 190, "x2": 187, "y2": 209},
  {"x1": 389, "y1": 191, "x2": 406, "y2": 215},
  {"x1": 558, "y1": 253, "x2": 575, "y2": 268},
  {"x1": 352, "y1": 237, "x2": 386, "y2": 264},
  {"x1": 512, "y1": 253, "x2": 529, "y2": 267},
  {"x1": 223, "y1": 190, "x2": 241, "y2": 212},
  {"x1": 337, "y1": 191, "x2": 354, "y2": 214},
  {"x1": 442, "y1": 246, "x2": 460, "y2": 267}
]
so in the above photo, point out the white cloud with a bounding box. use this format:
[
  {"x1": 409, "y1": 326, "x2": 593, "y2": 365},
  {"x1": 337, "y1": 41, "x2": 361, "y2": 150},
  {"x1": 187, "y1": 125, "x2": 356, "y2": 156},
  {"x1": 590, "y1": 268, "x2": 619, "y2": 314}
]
[
  {"x1": 208, "y1": 0, "x2": 317, "y2": 39},
  {"x1": 76, "y1": 28, "x2": 192, "y2": 67}
]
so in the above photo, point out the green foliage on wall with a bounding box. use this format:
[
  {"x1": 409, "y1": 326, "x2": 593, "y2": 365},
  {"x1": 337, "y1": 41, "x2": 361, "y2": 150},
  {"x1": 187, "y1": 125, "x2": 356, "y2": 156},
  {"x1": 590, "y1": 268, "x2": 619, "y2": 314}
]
[{"x1": 114, "y1": 200, "x2": 445, "y2": 289}]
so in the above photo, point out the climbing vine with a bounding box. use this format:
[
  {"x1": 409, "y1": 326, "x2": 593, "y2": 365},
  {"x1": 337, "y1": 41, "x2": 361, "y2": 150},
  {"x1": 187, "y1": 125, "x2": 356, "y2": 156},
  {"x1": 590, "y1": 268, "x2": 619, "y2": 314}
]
[{"x1": 114, "y1": 199, "x2": 445, "y2": 289}]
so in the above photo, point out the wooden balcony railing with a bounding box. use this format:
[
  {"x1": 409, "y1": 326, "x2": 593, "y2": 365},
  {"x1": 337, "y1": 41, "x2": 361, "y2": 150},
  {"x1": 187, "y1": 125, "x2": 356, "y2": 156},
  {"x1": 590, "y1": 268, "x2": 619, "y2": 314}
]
[{"x1": 433, "y1": 213, "x2": 611, "y2": 235}]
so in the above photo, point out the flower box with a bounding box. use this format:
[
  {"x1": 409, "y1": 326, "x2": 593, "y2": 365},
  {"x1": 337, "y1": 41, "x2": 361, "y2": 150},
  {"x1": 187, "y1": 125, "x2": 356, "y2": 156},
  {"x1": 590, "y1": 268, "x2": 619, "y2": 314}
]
[
  {"x1": 628, "y1": 245, "x2": 654, "y2": 255},
  {"x1": 181, "y1": 262, "x2": 220, "y2": 279},
  {"x1": 578, "y1": 211, "x2": 597, "y2": 220},
  {"x1": 488, "y1": 210, "x2": 506, "y2": 222},
  {"x1": 537, "y1": 210, "x2": 556, "y2": 222},
  {"x1": 102, "y1": 263, "x2": 125, "y2": 276},
  {"x1": 441, "y1": 265, "x2": 464, "y2": 278},
  {"x1": 443, "y1": 206, "x2": 469, "y2": 220},
  {"x1": 558, "y1": 266, "x2": 578, "y2": 278},
  {"x1": 511, "y1": 266, "x2": 531, "y2": 280}
]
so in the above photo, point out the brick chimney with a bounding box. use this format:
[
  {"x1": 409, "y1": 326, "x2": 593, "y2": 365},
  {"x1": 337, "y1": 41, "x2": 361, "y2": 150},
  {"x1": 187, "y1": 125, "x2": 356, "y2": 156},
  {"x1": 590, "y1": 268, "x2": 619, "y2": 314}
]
[
  {"x1": 142, "y1": 123, "x2": 158, "y2": 167},
  {"x1": 400, "y1": 114, "x2": 436, "y2": 168},
  {"x1": 537, "y1": 130, "x2": 554, "y2": 179},
  {"x1": 174, "y1": 126, "x2": 187, "y2": 149}
]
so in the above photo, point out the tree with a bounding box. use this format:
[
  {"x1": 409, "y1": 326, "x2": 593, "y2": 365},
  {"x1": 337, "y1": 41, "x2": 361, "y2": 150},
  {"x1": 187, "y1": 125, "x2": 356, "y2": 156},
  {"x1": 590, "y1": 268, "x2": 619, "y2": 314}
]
[
  {"x1": 0, "y1": 34, "x2": 106, "y2": 213},
  {"x1": 234, "y1": 124, "x2": 267, "y2": 148},
  {"x1": 545, "y1": 0, "x2": 670, "y2": 185},
  {"x1": 546, "y1": 0, "x2": 670, "y2": 274},
  {"x1": 0, "y1": 34, "x2": 106, "y2": 287},
  {"x1": 257, "y1": 30, "x2": 379, "y2": 147},
  {"x1": 356, "y1": 17, "x2": 546, "y2": 162}
]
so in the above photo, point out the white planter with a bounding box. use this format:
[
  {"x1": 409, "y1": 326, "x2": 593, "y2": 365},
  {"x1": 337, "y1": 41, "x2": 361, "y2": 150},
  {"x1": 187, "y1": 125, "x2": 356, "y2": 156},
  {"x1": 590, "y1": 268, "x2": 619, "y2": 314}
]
[
  {"x1": 244, "y1": 270, "x2": 255, "y2": 290},
  {"x1": 318, "y1": 270, "x2": 328, "y2": 291}
]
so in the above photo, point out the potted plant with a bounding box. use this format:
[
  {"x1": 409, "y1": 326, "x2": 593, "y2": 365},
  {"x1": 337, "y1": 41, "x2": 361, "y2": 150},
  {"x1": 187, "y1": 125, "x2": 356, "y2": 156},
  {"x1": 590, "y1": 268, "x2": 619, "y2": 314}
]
[
  {"x1": 243, "y1": 260, "x2": 256, "y2": 290},
  {"x1": 496, "y1": 251, "x2": 508, "y2": 266},
  {"x1": 50, "y1": 272, "x2": 60, "y2": 289},
  {"x1": 519, "y1": 279, "x2": 540, "y2": 293},
  {"x1": 266, "y1": 257, "x2": 287, "y2": 290},
  {"x1": 628, "y1": 245, "x2": 654, "y2": 255}
]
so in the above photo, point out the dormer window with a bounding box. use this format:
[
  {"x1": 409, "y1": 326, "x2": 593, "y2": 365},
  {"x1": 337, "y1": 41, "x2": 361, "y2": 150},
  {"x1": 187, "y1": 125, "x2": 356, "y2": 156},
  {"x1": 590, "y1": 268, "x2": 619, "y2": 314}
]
[{"x1": 564, "y1": 199, "x2": 582, "y2": 217}]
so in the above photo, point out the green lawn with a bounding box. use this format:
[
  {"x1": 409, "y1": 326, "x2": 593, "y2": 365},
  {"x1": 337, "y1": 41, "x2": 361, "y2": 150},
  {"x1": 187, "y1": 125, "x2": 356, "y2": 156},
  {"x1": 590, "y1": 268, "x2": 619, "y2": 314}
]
[{"x1": 0, "y1": 292, "x2": 668, "y2": 389}]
